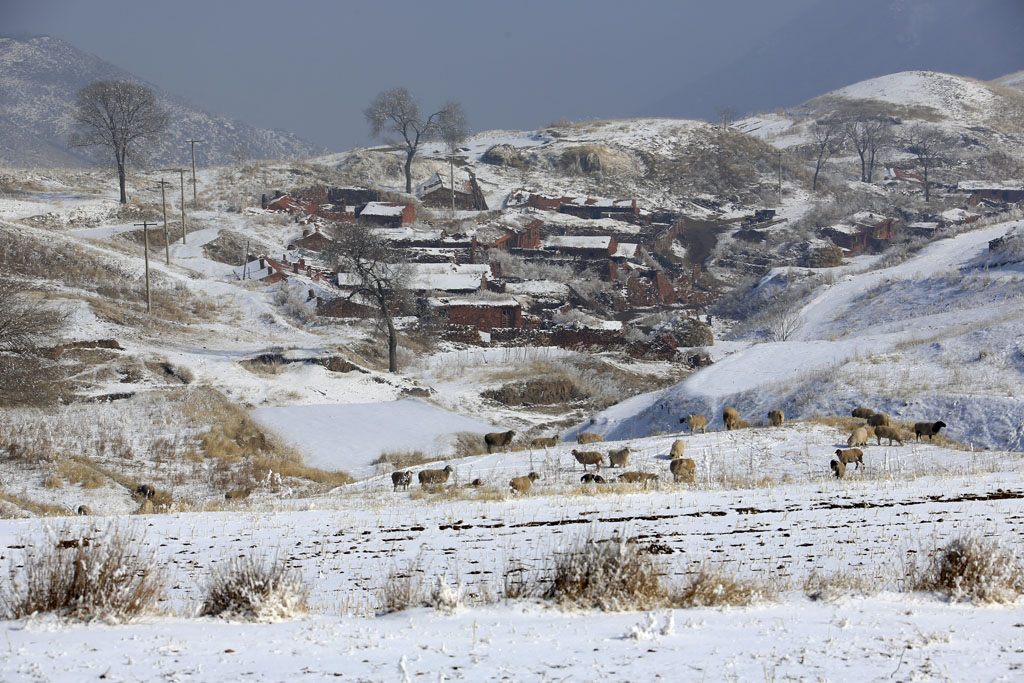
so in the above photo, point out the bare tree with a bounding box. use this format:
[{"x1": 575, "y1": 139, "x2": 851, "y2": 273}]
[
  {"x1": 365, "y1": 88, "x2": 464, "y2": 194},
  {"x1": 843, "y1": 117, "x2": 892, "y2": 183},
  {"x1": 904, "y1": 125, "x2": 953, "y2": 202},
  {"x1": 0, "y1": 280, "x2": 69, "y2": 406},
  {"x1": 437, "y1": 102, "x2": 469, "y2": 213},
  {"x1": 70, "y1": 80, "x2": 169, "y2": 204},
  {"x1": 325, "y1": 224, "x2": 411, "y2": 373},
  {"x1": 807, "y1": 119, "x2": 845, "y2": 192},
  {"x1": 717, "y1": 105, "x2": 738, "y2": 130}
]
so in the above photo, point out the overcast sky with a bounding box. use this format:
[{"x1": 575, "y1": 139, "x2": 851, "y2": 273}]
[{"x1": 4, "y1": 0, "x2": 1023, "y2": 152}]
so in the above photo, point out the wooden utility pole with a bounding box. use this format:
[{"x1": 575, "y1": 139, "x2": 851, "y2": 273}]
[
  {"x1": 134, "y1": 221, "x2": 157, "y2": 313},
  {"x1": 187, "y1": 139, "x2": 201, "y2": 207},
  {"x1": 160, "y1": 168, "x2": 188, "y2": 244},
  {"x1": 778, "y1": 150, "x2": 783, "y2": 204},
  {"x1": 155, "y1": 180, "x2": 171, "y2": 264},
  {"x1": 449, "y1": 155, "x2": 456, "y2": 215}
]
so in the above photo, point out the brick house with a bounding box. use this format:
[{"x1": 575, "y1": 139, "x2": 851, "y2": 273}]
[
  {"x1": 357, "y1": 202, "x2": 416, "y2": 228},
  {"x1": 431, "y1": 296, "x2": 523, "y2": 331},
  {"x1": 233, "y1": 256, "x2": 288, "y2": 283},
  {"x1": 819, "y1": 213, "x2": 895, "y2": 254},
  {"x1": 543, "y1": 235, "x2": 617, "y2": 259},
  {"x1": 416, "y1": 172, "x2": 489, "y2": 210},
  {"x1": 957, "y1": 181, "x2": 1024, "y2": 205}
]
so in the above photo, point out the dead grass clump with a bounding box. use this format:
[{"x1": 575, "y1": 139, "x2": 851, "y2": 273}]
[
  {"x1": 544, "y1": 538, "x2": 663, "y2": 611},
  {"x1": 251, "y1": 455, "x2": 353, "y2": 488},
  {"x1": 0, "y1": 492, "x2": 69, "y2": 517},
  {"x1": 452, "y1": 431, "x2": 488, "y2": 459},
  {"x1": 372, "y1": 449, "x2": 433, "y2": 469},
  {"x1": 56, "y1": 459, "x2": 106, "y2": 489},
  {"x1": 1, "y1": 523, "x2": 165, "y2": 622},
  {"x1": 803, "y1": 570, "x2": 881, "y2": 602},
  {"x1": 409, "y1": 484, "x2": 508, "y2": 502},
  {"x1": 672, "y1": 565, "x2": 774, "y2": 608},
  {"x1": 911, "y1": 536, "x2": 1024, "y2": 604},
  {"x1": 378, "y1": 560, "x2": 427, "y2": 613},
  {"x1": 42, "y1": 473, "x2": 63, "y2": 489},
  {"x1": 200, "y1": 554, "x2": 309, "y2": 622},
  {"x1": 482, "y1": 375, "x2": 588, "y2": 406}
]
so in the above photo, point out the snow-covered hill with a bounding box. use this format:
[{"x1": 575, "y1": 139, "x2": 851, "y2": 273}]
[{"x1": 0, "y1": 36, "x2": 323, "y2": 167}]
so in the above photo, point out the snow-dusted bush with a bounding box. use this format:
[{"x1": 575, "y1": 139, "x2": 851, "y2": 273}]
[
  {"x1": 912, "y1": 536, "x2": 1024, "y2": 604},
  {"x1": 200, "y1": 554, "x2": 309, "y2": 621},
  {"x1": 544, "y1": 538, "x2": 663, "y2": 611},
  {"x1": 1, "y1": 523, "x2": 166, "y2": 623},
  {"x1": 272, "y1": 282, "x2": 317, "y2": 324},
  {"x1": 672, "y1": 565, "x2": 774, "y2": 608}
]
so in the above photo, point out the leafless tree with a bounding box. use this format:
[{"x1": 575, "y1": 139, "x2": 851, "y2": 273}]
[
  {"x1": 437, "y1": 102, "x2": 470, "y2": 213},
  {"x1": 364, "y1": 87, "x2": 465, "y2": 194},
  {"x1": 0, "y1": 280, "x2": 69, "y2": 406},
  {"x1": 69, "y1": 80, "x2": 169, "y2": 204},
  {"x1": 904, "y1": 124, "x2": 953, "y2": 202},
  {"x1": 325, "y1": 224, "x2": 411, "y2": 373},
  {"x1": 807, "y1": 119, "x2": 845, "y2": 192},
  {"x1": 717, "y1": 105, "x2": 738, "y2": 130},
  {"x1": 843, "y1": 117, "x2": 892, "y2": 183}
]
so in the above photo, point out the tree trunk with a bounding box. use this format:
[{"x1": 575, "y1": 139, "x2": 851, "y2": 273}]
[
  {"x1": 923, "y1": 167, "x2": 930, "y2": 202},
  {"x1": 116, "y1": 157, "x2": 127, "y2": 204},
  {"x1": 404, "y1": 148, "x2": 415, "y2": 194},
  {"x1": 385, "y1": 313, "x2": 398, "y2": 373},
  {"x1": 857, "y1": 150, "x2": 867, "y2": 183}
]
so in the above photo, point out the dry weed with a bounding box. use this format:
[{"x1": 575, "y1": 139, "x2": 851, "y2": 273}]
[
  {"x1": 911, "y1": 536, "x2": 1024, "y2": 604},
  {"x1": 200, "y1": 554, "x2": 309, "y2": 622}
]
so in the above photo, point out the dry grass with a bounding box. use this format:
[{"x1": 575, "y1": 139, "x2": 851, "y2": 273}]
[
  {"x1": 56, "y1": 459, "x2": 107, "y2": 489},
  {"x1": 544, "y1": 537, "x2": 664, "y2": 611},
  {"x1": 372, "y1": 449, "x2": 434, "y2": 470},
  {"x1": 200, "y1": 554, "x2": 309, "y2": 622},
  {"x1": 803, "y1": 569, "x2": 883, "y2": 602},
  {"x1": 671, "y1": 564, "x2": 776, "y2": 608},
  {"x1": 42, "y1": 473, "x2": 63, "y2": 489},
  {"x1": 1, "y1": 523, "x2": 166, "y2": 622},
  {"x1": 0, "y1": 492, "x2": 69, "y2": 517},
  {"x1": 452, "y1": 431, "x2": 489, "y2": 459},
  {"x1": 251, "y1": 455, "x2": 353, "y2": 488},
  {"x1": 409, "y1": 484, "x2": 509, "y2": 502},
  {"x1": 910, "y1": 536, "x2": 1024, "y2": 604}
]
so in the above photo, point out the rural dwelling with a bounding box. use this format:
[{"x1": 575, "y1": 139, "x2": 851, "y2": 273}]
[
  {"x1": 416, "y1": 171, "x2": 488, "y2": 210},
  {"x1": 408, "y1": 263, "x2": 490, "y2": 295},
  {"x1": 233, "y1": 256, "x2": 288, "y2": 283},
  {"x1": 431, "y1": 295, "x2": 523, "y2": 331},
  {"x1": 291, "y1": 227, "x2": 332, "y2": 251},
  {"x1": 357, "y1": 202, "x2": 416, "y2": 228},
  {"x1": 957, "y1": 181, "x2": 1024, "y2": 205},
  {"x1": 507, "y1": 191, "x2": 639, "y2": 221},
  {"x1": 543, "y1": 235, "x2": 617, "y2": 259},
  {"x1": 327, "y1": 186, "x2": 380, "y2": 206},
  {"x1": 818, "y1": 212, "x2": 895, "y2": 255}
]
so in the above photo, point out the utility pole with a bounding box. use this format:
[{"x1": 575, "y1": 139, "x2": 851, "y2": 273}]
[
  {"x1": 450, "y1": 155, "x2": 456, "y2": 215},
  {"x1": 778, "y1": 150, "x2": 783, "y2": 204},
  {"x1": 186, "y1": 139, "x2": 201, "y2": 207},
  {"x1": 160, "y1": 168, "x2": 188, "y2": 244},
  {"x1": 155, "y1": 180, "x2": 171, "y2": 265},
  {"x1": 134, "y1": 221, "x2": 157, "y2": 313}
]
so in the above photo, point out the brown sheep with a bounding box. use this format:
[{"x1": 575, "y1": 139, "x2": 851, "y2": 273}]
[
  {"x1": 670, "y1": 439, "x2": 686, "y2": 459},
  {"x1": 867, "y1": 413, "x2": 891, "y2": 428},
  {"x1": 847, "y1": 427, "x2": 869, "y2": 448},
  {"x1": 581, "y1": 473, "x2": 606, "y2": 484},
  {"x1": 834, "y1": 448, "x2": 864, "y2": 470},
  {"x1": 391, "y1": 471, "x2": 412, "y2": 491},
  {"x1": 225, "y1": 488, "x2": 253, "y2": 500},
  {"x1": 767, "y1": 409, "x2": 785, "y2": 427},
  {"x1": 607, "y1": 446, "x2": 631, "y2": 468},
  {"x1": 484, "y1": 430, "x2": 516, "y2": 454},
  {"x1": 135, "y1": 484, "x2": 156, "y2": 499},
  {"x1": 723, "y1": 407, "x2": 741, "y2": 431},
  {"x1": 76, "y1": 505, "x2": 91, "y2": 516},
  {"x1": 680, "y1": 414, "x2": 707, "y2": 434},
  {"x1": 669, "y1": 457, "x2": 696, "y2": 483},
  {"x1": 572, "y1": 449, "x2": 604, "y2": 471},
  {"x1": 469, "y1": 478, "x2": 484, "y2": 487},
  {"x1": 618, "y1": 471, "x2": 659, "y2": 486},
  {"x1": 418, "y1": 465, "x2": 454, "y2": 486},
  {"x1": 577, "y1": 432, "x2": 605, "y2": 444},
  {"x1": 509, "y1": 472, "x2": 540, "y2": 494},
  {"x1": 530, "y1": 435, "x2": 559, "y2": 448},
  {"x1": 830, "y1": 459, "x2": 846, "y2": 479},
  {"x1": 914, "y1": 421, "x2": 947, "y2": 442},
  {"x1": 851, "y1": 407, "x2": 875, "y2": 419},
  {"x1": 874, "y1": 425, "x2": 904, "y2": 446}
]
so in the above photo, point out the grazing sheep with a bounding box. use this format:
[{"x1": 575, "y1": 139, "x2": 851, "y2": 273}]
[
  {"x1": 874, "y1": 425, "x2": 904, "y2": 446},
  {"x1": 225, "y1": 488, "x2": 252, "y2": 500},
  {"x1": 607, "y1": 446, "x2": 631, "y2": 468},
  {"x1": 484, "y1": 430, "x2": 516, "y2": 454},
  {"x1": 767, "y1": 409, "x2": 785, "y2": 427},
  {"x1": 723, "y1": 407, "x2": 741, "y2": 431},
  {"x1": 135, "y1": 484, "x2": 156, "y2": 499},
  {"x1": 76, "y1": 505, "x2": 90, "y2": 516},
  {"x1": 867, "y1": 413, "x2": 891, "y2": 427},
  {"x1": 572, "y1": 449, "x2": 604, "y2": 471},
  {"x1": 577, "y1": 432, "x2": 604, "y2": 445},
  {"x1": 391, "y1": 471, "x2": 412, "y2": 492},
  {"x1": 834, "y1": 448, "x2": 864, "y2": 470},
  {"x1": 669, "y1": 457, "x2": 696, "y2": 483},
  {"x1": 418, "y1": 465, "x2": 454, "y2": 486},
  {"x1": 830, "y1": 459, "x2": 846, "y2": 479},
  {"x1": 851, "y1": 407, "x2": 875, "y2": 419},
  {"x1": 847, "y1": 427, "x2": 869, "y2": 448},
  {"x1": 618, "y1": 471, "x2": 659, "y2": 486},
  {"x1": 530, "y1": 435, "x2": 559, "y2": 448},
  {"x1": 914, "y1": 421, "x2": 947, "y2": 442},
  {"x1": 581, "y1": 473, "x2": 606, "y2": 484},
  {"x1": 509, "y1": 472, "x2": 540, "y2": 494},
  {"x1": 470, "y1": 478, "x2": 484, "y2": 487},
  {"x1": 670, "y1": 439, "x2": 686, "y2": 459},
  {"x1": 680, "y1": 414, "x2": 707, "y2": 434}
]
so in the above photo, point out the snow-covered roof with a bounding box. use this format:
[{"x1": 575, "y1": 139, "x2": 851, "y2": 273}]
[
  {"x1": 361, "y1": 202, "x2": 408, "y2": 217},
  {"x1": 957, "y1": 180, "x2": 1024, "y2": 192},
  {"x1": 409, "y1": 273, "x2": 484, "y2": 291},
  {"x1": 431, "y1": 295, "x2": 520, "y2": 308},
  {"x1": 544, "y1": 235, "x2": 612, "y2": 250},
  {"x1": 413, "y1": 263, "x2": 491, "y2": 276},
  {"x1": 823, "y1": 223, "x2": 860, "y2": 235},
  {"x1": 415, "y1": 172, "x2": 471, "y2": 197},
  {"x1": 614, "y1": 242, "x2": 639, "y2": 258}
]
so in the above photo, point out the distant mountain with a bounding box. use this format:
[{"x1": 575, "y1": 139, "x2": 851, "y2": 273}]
[
  {"x1": 0, "y1": 36, "x2": 325, "y2": 168},
  {"x1": 994, "y1": 70, "x2": 1024, "y2": 92}
]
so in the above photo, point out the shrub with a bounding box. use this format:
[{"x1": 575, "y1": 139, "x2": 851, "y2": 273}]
[
  {"x1": 672, "y1": 565, "x2": 773, "y2": 607},
  {"x1": 1, "y1": 523, "x2": 165, "y2": 623},
  {"x1": 912, "y1": 536, "x2": 1024, "y2": 604},
  {"x1": 200, "y1": 554, "x2": 309, "y2": 621},
  {"x1": 544, "y1": 538, "x2": 663, "y2": 611},
  {"x1": 378, "y1": 560, "x2": 426, "y2": 613}
]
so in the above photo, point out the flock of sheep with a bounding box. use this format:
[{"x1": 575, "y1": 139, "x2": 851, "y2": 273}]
[{"x1": 388, "y1": 407, "x2": 949, "y2": 494}]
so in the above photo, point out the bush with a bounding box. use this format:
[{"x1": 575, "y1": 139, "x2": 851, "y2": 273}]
[
  {"x1": 200, "y1": 554, "x2": 309, "y2": 621},
  {"x1": 912, "y1": 536, "x2": 1024, "y2": 604},
  {"x1": 671, "y1": 566, "x2": 774, "y2": 607},
  {"x1": 1, "y1": 523, "x2": 165, "y2": 623},
  {"x1": 544, "y1": 538, "x2": 663, "y2": 611}
]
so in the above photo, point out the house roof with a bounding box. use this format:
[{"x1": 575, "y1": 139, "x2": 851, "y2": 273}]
[
  {"x1": 544, "y1": 235, "x2": 612, "y2": 250},
  {"x1": 430, "y1": 295, "x2": 520, "y2": 308},
  {"x1": 614, "y1": 242, "x2": 639, "y2": 258},
  {"x1": 957, "y1": 180, "x2": 1024, "y2": 192},
  {"x1": 361, "y1": 202, "x2": 409, "y2": 217},
  {"x1": 415, "y1": 171, "x2": 472, "y2": 197}
]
